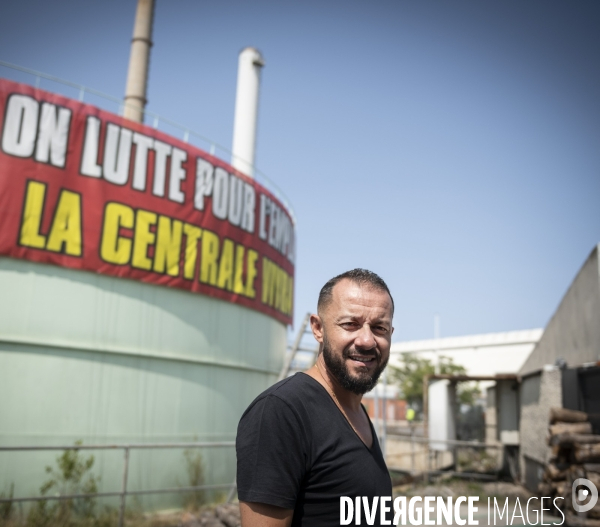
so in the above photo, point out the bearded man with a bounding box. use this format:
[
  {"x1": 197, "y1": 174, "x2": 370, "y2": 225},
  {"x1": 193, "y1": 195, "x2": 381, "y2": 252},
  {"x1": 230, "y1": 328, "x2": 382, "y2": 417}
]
[{"x1": 236, "y1": 269, "x2": 394, "y2": 527}]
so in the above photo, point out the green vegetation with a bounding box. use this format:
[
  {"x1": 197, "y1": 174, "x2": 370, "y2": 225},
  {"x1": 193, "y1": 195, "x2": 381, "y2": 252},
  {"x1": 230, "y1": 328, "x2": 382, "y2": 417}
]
[
  {"x1": 0, "y1": 445, "x2": 217, "y2": 527},
  {"x1": 0, "y1": 484, "x2": 14, "y2": 523},
  {"x1": 389, "y1": 353, "x2": 480, "y2": 413},
  {"x1": 24, "y1": 441, "x2": 106, "y2": 527},
  {"x1": 456, "y1": 382, "x2": 481, "y2": 406},
  {"x1": 181, "y1": 449, "x2": 205, "y2": 511}
]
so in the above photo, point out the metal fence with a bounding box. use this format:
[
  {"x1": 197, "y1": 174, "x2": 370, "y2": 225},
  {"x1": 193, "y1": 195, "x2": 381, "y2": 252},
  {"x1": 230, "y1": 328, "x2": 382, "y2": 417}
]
[
  {"x1": 0, "y1": 60, "x2": 296, "y2": 225},
  {"x1": 385, "y1": 432, "x2": 505, "y2": 483},
  {"x1": 0, "y1": 441, "x2": 236, "y2": 527}
]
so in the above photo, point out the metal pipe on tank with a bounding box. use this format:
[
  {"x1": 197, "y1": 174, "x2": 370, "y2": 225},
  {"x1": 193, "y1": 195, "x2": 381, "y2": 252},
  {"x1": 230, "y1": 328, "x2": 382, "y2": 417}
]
[
  {"x1": 123, "y1": 0, "x2": 155, "y2": 123},
  {"x1": 231, "y1": 47, "x2": 264, "y2": 178}
]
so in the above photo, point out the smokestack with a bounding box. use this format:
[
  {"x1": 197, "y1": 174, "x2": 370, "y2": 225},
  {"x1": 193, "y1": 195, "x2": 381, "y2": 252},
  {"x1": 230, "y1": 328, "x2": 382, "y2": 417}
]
[
  {"x1": 123, "y1": 0, "x2": 155, "y2": 123},
  {"x1": 231, "y1": 47, "x2": 264, "y2": 178}
]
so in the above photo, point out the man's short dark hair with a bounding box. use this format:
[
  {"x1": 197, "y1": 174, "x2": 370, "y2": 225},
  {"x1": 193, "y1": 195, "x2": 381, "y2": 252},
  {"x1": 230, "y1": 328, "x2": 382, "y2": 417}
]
[{"x1": 317, "y1": 268, "x2": 394, "y2": 316}]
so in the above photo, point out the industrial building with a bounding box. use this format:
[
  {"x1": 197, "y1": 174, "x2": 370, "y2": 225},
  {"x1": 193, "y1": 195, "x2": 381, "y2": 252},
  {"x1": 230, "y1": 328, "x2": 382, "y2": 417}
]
[
  {"x1": 0, "y1": 0, "x2": 295, "y2": 511},
  {"x1": 415, "y1": 243, "x2": 599, "y2": 490},
  {"x1": 518, "y1": 243, "x2": 600, "y2": 491}
]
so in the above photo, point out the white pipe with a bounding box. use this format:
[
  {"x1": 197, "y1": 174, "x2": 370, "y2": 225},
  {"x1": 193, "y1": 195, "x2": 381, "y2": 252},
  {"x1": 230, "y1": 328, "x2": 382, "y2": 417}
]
[
  {"x1": 124, "y1": 0, "x2": 155, "y2": 123},
  {"x1": 231, "y1": 47, "x2": 264, "y2": 178}
]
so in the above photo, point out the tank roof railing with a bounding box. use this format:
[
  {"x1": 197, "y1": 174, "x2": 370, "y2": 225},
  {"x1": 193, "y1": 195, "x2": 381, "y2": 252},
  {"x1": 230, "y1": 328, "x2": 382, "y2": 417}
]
[{"x1": 0, "y1": 60, "x2": 296, "y2": 224}]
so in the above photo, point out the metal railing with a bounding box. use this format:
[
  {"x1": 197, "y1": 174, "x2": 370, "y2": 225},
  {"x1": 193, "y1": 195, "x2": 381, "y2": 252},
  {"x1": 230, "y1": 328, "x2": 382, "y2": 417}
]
[
  {"x1": 0, "y1": 441, "x2": 236, "y2": 527},
  {"x1": 386, "y1": 432, "x2": 504, "y2": 483},
  {"x1": 0, "y1": 60, "x2": 296, "y2": 225}
]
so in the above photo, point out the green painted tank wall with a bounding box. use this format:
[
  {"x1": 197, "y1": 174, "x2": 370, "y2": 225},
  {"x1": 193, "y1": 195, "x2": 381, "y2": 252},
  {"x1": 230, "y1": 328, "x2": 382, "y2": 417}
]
[{"x1": 0, "y1": 256, "x2": 286, "y2": 509}]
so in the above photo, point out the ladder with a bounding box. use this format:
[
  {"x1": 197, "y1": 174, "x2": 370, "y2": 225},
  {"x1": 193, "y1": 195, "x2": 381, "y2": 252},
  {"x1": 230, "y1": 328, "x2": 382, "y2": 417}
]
[{"x1": 278, "y1": 312, "x2": 318, "y2": 381}]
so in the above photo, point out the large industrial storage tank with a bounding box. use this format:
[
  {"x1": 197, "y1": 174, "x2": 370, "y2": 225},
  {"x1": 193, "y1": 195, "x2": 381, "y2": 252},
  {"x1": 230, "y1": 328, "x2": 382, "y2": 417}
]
[{"x1": 0, "y1": 66, "x2": 295, "y2": 508}]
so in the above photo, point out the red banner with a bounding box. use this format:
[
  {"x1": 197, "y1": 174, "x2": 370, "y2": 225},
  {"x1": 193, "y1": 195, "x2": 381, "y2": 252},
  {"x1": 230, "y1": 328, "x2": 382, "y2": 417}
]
[{"x1": 0, "y1": 79, "x2": 294, "y2": 325}]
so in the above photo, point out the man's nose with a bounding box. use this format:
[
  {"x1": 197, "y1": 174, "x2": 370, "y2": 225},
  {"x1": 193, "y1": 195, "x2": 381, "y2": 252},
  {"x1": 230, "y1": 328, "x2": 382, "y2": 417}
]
[{"x1": 355, "y1": 324, "x2": 376, "y2": 350}]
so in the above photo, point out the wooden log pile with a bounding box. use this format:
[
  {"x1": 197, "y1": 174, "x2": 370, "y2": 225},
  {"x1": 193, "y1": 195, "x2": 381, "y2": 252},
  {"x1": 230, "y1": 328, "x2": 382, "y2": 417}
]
[{"x1": 542, "y1": 408, "x2": 600, "y2": 526}]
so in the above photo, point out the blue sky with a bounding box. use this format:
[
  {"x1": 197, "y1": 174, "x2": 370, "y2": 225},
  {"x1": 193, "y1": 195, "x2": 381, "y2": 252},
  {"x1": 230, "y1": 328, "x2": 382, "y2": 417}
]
[{"x1": 1, "y1": 0, "x2": 599, "y2": 341}]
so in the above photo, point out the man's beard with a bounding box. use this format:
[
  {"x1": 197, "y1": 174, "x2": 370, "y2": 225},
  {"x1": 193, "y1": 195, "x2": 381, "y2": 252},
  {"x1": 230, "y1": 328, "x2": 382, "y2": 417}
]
[{"x1": 321, "y1": 333, "x2": 388, "y2": 395}]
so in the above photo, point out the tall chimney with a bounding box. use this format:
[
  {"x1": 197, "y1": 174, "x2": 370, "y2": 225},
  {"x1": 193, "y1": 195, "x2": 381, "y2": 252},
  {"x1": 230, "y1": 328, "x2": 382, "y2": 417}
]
[
  {"x1": 123, "y1": 0, "x2": 155, "y2": 123},
  {"x1": 231, "y1": 47, "x2": 264, "y2": 178}
]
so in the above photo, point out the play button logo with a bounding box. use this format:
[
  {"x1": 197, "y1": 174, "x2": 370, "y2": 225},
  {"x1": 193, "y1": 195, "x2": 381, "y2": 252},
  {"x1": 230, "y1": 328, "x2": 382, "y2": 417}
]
[{"x1": 573, "y1": 478, "x2": 598, "y2": 513}]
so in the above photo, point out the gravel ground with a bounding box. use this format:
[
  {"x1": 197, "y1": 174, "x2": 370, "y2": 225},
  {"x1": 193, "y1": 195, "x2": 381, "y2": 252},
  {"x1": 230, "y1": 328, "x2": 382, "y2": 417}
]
[{"x1": 137, "y1": 503, "x2": 240, "y2": 527}]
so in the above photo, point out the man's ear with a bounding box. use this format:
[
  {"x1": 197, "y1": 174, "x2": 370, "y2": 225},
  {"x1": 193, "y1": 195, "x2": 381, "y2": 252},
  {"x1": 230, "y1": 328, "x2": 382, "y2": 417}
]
[{"x1": 310, "y1": 313, "x2": 324, "y2": 344}]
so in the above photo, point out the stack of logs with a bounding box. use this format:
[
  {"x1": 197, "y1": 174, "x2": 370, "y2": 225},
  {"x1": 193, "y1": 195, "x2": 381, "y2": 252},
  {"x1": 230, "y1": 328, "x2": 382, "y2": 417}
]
[{"x1": 541, "y1": 407, "x2": 600, "y2": 526}]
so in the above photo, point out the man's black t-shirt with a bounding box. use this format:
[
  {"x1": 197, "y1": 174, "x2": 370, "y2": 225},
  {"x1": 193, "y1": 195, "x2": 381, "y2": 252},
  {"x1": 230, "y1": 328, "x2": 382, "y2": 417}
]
[{"x1": 236, "y1": 373, "x2": 392, "y2": 526}]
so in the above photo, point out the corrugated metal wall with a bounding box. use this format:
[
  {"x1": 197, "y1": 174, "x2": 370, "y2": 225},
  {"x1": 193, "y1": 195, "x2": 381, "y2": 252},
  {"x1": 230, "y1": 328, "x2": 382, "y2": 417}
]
[{"x1": 0, "y1": 256, "x2": 286, "y2": 509}]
